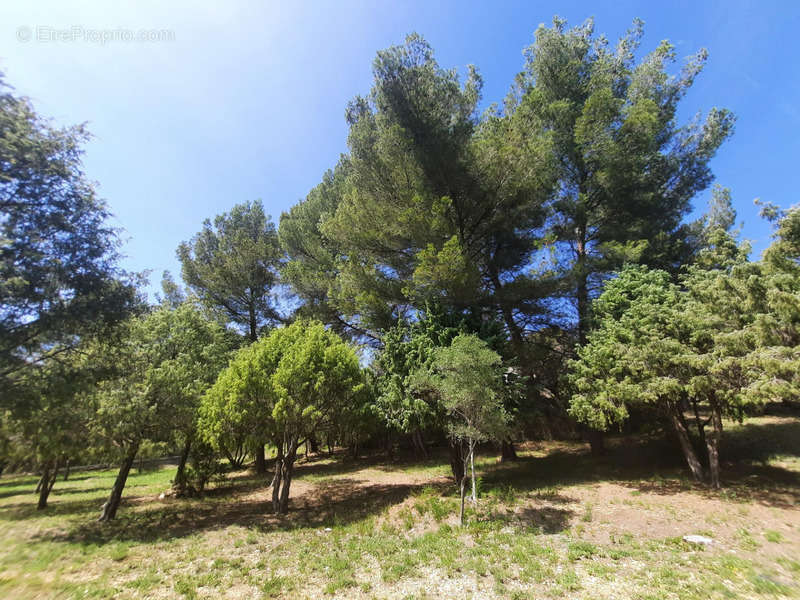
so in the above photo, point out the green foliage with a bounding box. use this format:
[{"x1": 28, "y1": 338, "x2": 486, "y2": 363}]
[
  {"x1": 92, "y1": 302, "x2": 233, "y2": 451},
  {"x1": 517, "y1": 17, "x2": 734, "y2": 339},
  {"x1": 178, "y1": 200, "x2": 282, "y2": 341},
  {"x1": 411, "y1": 334, "x2": 509, "y2": 447},
  {"x1": 0, "y1": 72, "x2": 137, "y2": 394},
  {"x1": 373, "y1": 304, "x2": 507, "y2": 435},
  {"x1": 281, "y1": 33, "x2": 556, "y2": 346},
  {"x1": 201, "y1": 320, "x2": 365, "y2": 454},
  {"x1": 568, "y1": 266, "x2": 685, "y2": 431}
]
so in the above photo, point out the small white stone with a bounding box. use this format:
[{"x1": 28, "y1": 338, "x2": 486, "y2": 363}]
[
  {"x1": 324, "y1": 527, "x2": 332, "y2": 532},
  {"x1": 683, "y1": 534, "x2": 713, "y2": 546}
]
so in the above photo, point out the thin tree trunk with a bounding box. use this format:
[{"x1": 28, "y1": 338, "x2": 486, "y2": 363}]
[
  {"x1": 37, "y1": 462, "x2": 53, "y2": 510},
  {"x1": 276, "y1": 440, "x2": 297, "y2": 514},
  {"x1": 385, "y1": 431, "x2": 394, "y2": 460},
  {"x1": 459, "y1": 471, "x2": 466, "y2": 526},
  {"x1": 98, "y1": 442, "x2": 139, "y2": 522},
  {"x1": 254, "y1": 443, "x2": 267, "y2": 474},
  {"x1": 271, "y1": 458, "x2": 282, "y2": 512},
  {"x1": 575, "y1": 234, "x2": 605, "y2": 457},
  {"x1": 47, "y1": 462, "x2": 59, "y2": 495},
  {"x1": 173, "y1": 438, "x2": 192, "y2": 494},
  {"x1": 35, "y1": 472, "x2": 45, "y2": 494},
  {"x1": 448, "y1": 439, "x2": 465, "y2": 486},
  {"x1": 691, "y1": 397, "x2": 707, "y2": 452},
  {"x1": 412, "y1": 428, "x2": 428, "y2": 458},
  {"x1": 706, "y1": 394, "x2": 723, "y2": 489},
  {"x1": 63, "y1": 458, "x2": 71, "y2": 481},
  {"x1": 669, "y1": 407, "x2": 705, "y2": 483},
  {"x1": 500, "y1": 439, "x2": 518, "y2": 462},
  {"x1": 469, "y1": 443, "x2": 477, "y2": 502}
]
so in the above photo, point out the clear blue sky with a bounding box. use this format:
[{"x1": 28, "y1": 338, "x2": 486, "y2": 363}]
[{"x1": 2, "y1": 1, "x2": 798, "y2": 296}]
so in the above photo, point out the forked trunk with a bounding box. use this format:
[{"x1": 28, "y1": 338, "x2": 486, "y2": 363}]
[
  {"x1": 706, "y1": 395, "x2": 723, "y2": 489},
  {"x1": 98, "y1": 442, "x2": 139, "y2": 522},
  {"x1": 669, "y1": 406, "x2": 705, "y2": 483}
]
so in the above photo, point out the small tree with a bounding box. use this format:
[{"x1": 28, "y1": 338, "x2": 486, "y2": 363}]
[
  {"x1": 410, "y1": 334, "x2": 509, "y2": 524},
  {"x1": 203, "y1": 320, "x2": 364, "y2": 514}
]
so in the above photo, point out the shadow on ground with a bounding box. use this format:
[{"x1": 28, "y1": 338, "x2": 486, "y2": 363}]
[{"x1": 3, "y1": 414, "x2": 796, "y2": 547}]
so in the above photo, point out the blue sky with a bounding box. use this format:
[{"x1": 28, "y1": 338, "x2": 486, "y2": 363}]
[{"x1": 2, "y1": 1, "x2": 798, "y2": 297}]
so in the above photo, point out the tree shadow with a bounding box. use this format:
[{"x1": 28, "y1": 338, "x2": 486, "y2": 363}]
[
  {"x1": 478, "y1": 417, "x2": 800, "y2": 509},
  {"x1": 43, "y1": 475, "x2": 445, "y2": 547},
  {"x1": 0, "y1": 476, "x2": 40, "y2": 491},
  {"x1": 10, "y1": 415, "x2": 798, "y2": 548},
  {"x1": 515, "y1": 505, "x2": 575, "y2": 534}
]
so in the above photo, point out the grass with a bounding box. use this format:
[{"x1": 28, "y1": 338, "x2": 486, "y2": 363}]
[{"x1": 1, "y1": 414, "x2": 799, "y2": 598}]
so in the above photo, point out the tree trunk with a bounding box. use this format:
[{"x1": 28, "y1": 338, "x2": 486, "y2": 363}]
[
  {"x1": 271, "y1": 445, "x2": 283, "y2": 513},
  {"x1": 690, "y1": 397, "x2": 707, "y2": 452},
  {"x1": 469, "y1": 443, "x2": 477, "y2": 502},
  {"x1": 500, "y1": 439, "x2": 518, "y2": 462},
  {"x1": 47, "y1": 463, "x2": 59, "y2": 495},
  {"x1": 669, "y1": 407, "x2": 705, "y2": 483},
  {"x1": 35, "y1": 472, "x2": 45, "y2": 494},
  {"x1": 248, "y1": 299, "x2": 258, "y2": 342},
  {"x1": 575, "y1": 233, "x2": 606, "y2": 457},
  {"x1": 385, "y1": 431, "x2": 394, "y2": 460},
  {"x1": 586, "y1": 429, "x2": 605, "y2": 456},
  {"x1": 37, "y1": 463, "x2": 53, "y2": 510},
  {"x1": 274, "y1": 440, "x2": 297, "y2": 514},
  {"x1": 98, "y1": 442, "x2": 139, "y2": 522},
  {"x1": 309, "y1": 435, "x2": 319, "y2": 454},
  {"x1": 706, "y1": 394, "x2": 723, "y2": 489},
  {"x1": 63, "y1": 458, "x2": 71, "y2": 481},
  {"x1": 459, "y1": 470, "x2": 467, "y2": 526},
  {"x1": 412, "y1": 428, "x2": 428, "y2": 458},
  {"x1": 173, "y1": 438, "x2": 192, "y2": 494},
  {"x1": 254, "y1": 443, "x2": 267, "y2": 475},
  {"x1": 448, "y1": 439, "x2": 465, "y2": 487}
]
